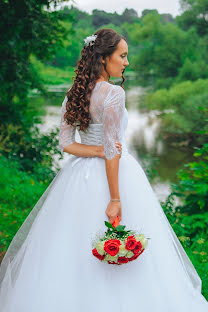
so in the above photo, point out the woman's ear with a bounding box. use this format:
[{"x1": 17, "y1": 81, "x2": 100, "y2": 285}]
[{"x1": 101, "y1": 56, "x2": 105, "y2": 64}]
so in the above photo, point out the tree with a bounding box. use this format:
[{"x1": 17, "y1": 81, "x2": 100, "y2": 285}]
[
  {"x1": 160, "y1": 13, "x2": 175, "y2": 24},
  {"x1": 141, "y1": 9, "x2": 158, "y2": 19},
  {"x1": 0, "y1": 0, "x2": 72, "y2": 174},
  {"x1": 127, "y1": 12, "x2": 204, "y2": 84},
  {"x1": 121, "y1": 8, "x2": 139, "y2": 24},
  {"x1": 92, "y1": 10, "x2": 121, "y2": 28},
  {"x1": 0, "y1": 0, "x2": 69, "y2": 128},
  {"x1": 177, "y1": 0, "x2": 208, "y2": 36}
]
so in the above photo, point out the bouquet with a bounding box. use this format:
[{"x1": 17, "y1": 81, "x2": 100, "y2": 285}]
[{"x1": 92, "y1": 216, "x2": 150, "y2": 265}]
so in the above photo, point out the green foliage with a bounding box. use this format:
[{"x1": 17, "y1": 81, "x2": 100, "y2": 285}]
[
  {"x1": 143, "y1": 79, "x2": 208, "y2": 110},
  {"x1": 177, "y1": 0, "x2": 208, "y2": 36},
  {"x1": 128, "y1": 13, "x2": 202, "y2": 83},
  {"x1": 140, "y1": 79, "x2": 208, "y2": 145},
  {"x1": 170, "y1": 143, "x2": 208, "y2": 213},
  {"x1": 31, "y1": 55, "x2": 75, "y2": 85},
  {"x1": 91, "y1": 8, "x2": 139, "y2": 28},
  {"x1": 57, "y1": 5, "x2": 91, "y2": 22},
  {"x1": 48, "y1": 20, "x2": 79, "y2": 68},
  {"x1": 0, "y1": 123, "x2": 62, "y2": 181},
  {"x1": 140, "y1": 9, "x2": 175, "y2": 24},
  {"x1": 162, "y1": 195, "x2": 208, "y2": 299},
  {"x1": 161, "y1": 140, "x2": 208, "y2": 298},
  {"x1": 0, "y1": 0, "x2": 69, "y2": 128},
  {"x1": 0, "y1": 155, "x2": 49, "y2": 252},
  {"x1": 50, "y1": 21, "x2": 76, "y2": 67},
  {"x1": 121, "y1": 8, "x2": 139, "y2": 24},
  {"x1": 104, "y1": 221, "x2": 134, "y2": 240},
  {"x1": 117, "y1": 7, "x2": 208, "y2": 88},
  {"x1": 177, "y1": 58, "x2": 208, "y2": 81}
]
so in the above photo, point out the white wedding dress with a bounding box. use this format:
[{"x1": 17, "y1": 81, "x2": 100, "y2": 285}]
[{"x1": 0, "y1": 81, "x2": 207, "y2": 312}]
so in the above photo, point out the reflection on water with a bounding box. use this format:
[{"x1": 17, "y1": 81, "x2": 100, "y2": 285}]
[{"x1": 33, "y1": 82, "x2": 193, "y2": 202}]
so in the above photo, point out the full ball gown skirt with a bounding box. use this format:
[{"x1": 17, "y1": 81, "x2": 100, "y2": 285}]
[{"x1": 0, "y1": 82, "x2": 208, "y2": 311}]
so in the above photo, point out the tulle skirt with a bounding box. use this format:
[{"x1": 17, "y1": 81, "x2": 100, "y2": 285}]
[{"x1": 0, "y1": 153, "x2": 208, "y2": 311}]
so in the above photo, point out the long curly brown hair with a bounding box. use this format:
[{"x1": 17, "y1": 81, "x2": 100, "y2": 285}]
[{"x1": 64, "y1": 28, "x2": 127, "y2": 132}]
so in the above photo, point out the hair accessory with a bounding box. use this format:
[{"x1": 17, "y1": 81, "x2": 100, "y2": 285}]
[{"x1": 84, "y1": 34, "x2": 97, "y2": 47}]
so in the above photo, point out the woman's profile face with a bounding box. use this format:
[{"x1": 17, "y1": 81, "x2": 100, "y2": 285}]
[{"x1": 103, "y1": 39, "x2": 129, "y2": 78}]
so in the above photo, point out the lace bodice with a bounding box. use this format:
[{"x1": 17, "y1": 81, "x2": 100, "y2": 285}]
[{"x1": 58, "y1": 81, "x2": 128, "y2": 160}]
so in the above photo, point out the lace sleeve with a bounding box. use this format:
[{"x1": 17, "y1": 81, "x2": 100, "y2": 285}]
[
  {"x1": 58, "y1": 96, "x2": 76, "y2": 154},
  {"x1": 103, "y1": 86, "x2": 125, "y2": 160}
]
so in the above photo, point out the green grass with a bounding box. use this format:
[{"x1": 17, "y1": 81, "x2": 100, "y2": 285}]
[{"x1": 30, "y1": 55, "x2": 75, "y2": 85}]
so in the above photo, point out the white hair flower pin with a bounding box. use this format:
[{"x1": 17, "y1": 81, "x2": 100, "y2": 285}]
[{"x1": 84, "y1": 34, "x2": 97, "y2": 47}]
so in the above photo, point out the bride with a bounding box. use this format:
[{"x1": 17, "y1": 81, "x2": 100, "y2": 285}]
[{"x1": 0, "y1": 28, "x2": 207, "y2": 312}]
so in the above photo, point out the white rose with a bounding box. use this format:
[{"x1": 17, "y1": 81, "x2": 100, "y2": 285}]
[
  {"x1": 105, "y1": 254, "x2": 118, "y2": 262},
  {"x1": 135, "y1": 234, "x2": 145, "y2": 241},
  {"x1": 126, "y1": 251, "x2": 134, "y2": 258},
  {"x1": 96, "y1": 241, "x2": 105, "y2": 255},
  {"x1": 118, "y1": 243, "x2": 128, "y2": 256},
  {"x1": 140, "y1": 237, "x2": 148, "y2": 248}
]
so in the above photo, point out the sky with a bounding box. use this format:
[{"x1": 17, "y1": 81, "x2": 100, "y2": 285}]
[{"x1": 61, "y1": 0, "x2": 181, "y2": 18}]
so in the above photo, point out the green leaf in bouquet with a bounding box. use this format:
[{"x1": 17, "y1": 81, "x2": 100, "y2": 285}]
[
  {"x1": 104, "y1": 221, "x2": 115, "y2": 230},
  {"x1": 114, "y1": 225, "x2": 126, "y2": 231}
]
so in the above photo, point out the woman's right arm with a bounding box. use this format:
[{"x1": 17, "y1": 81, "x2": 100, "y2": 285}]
[
  {"x1": 103, "y1": 86, "x2": 126, "y2": 224},
  {"x1": 105, "y1": 155, "x2": 122, "y2": 224}
]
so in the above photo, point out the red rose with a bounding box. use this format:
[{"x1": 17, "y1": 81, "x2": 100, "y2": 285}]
[
  {"x1": 92, "y1": 248, "x2": 105, "y2": 260},
  {"x1": 108, "y1": 261, "x2": 121, "y2": 265},
  {"x1": 104, "y1": 239, "x2": 121, "y2": 256},
  {"x1": 133, "y1": 241, "x2": 143, "y2": 254},
  {"x1": 128, "y1": 253, "x2": 140, "y2": 261},
  {"x1": 125, "y1": 235, "x2": 137, "y2": 250},
  {"x1": 129, "y1": 248, "x2": 145, "y2": 262},
  {"x1": 118, "y1": 256, "x2": 129, "y2": 264},
  {"x1": 139, "y1": 248, "x2": 145, "y2": 255},
  {"x1": 108, "y1": 261, "x2": 117, "y2": 265}
]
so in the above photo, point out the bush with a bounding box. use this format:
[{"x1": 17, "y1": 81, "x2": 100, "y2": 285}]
[
  {"x1": 170, "y1": 143, "x2": 208, "y2": 214},
  {"x1": 0, "y1": 123, "x2": 63, "y2": 183},
  {"x1": 140, "y1": 79, "x2": 208, "y2": 145},
  {"x1": 177, "y1": 59, "x2": 208, "y2": 82},
  {"x1": 161, "y1": 141, "x2": 208, "y2": 299},
  {"x1": 162, "y1": 194, "x2": 208, "y2": 300},
  {"x1": 0, "y1": 156, "x2": 49, "y2": 253}
]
